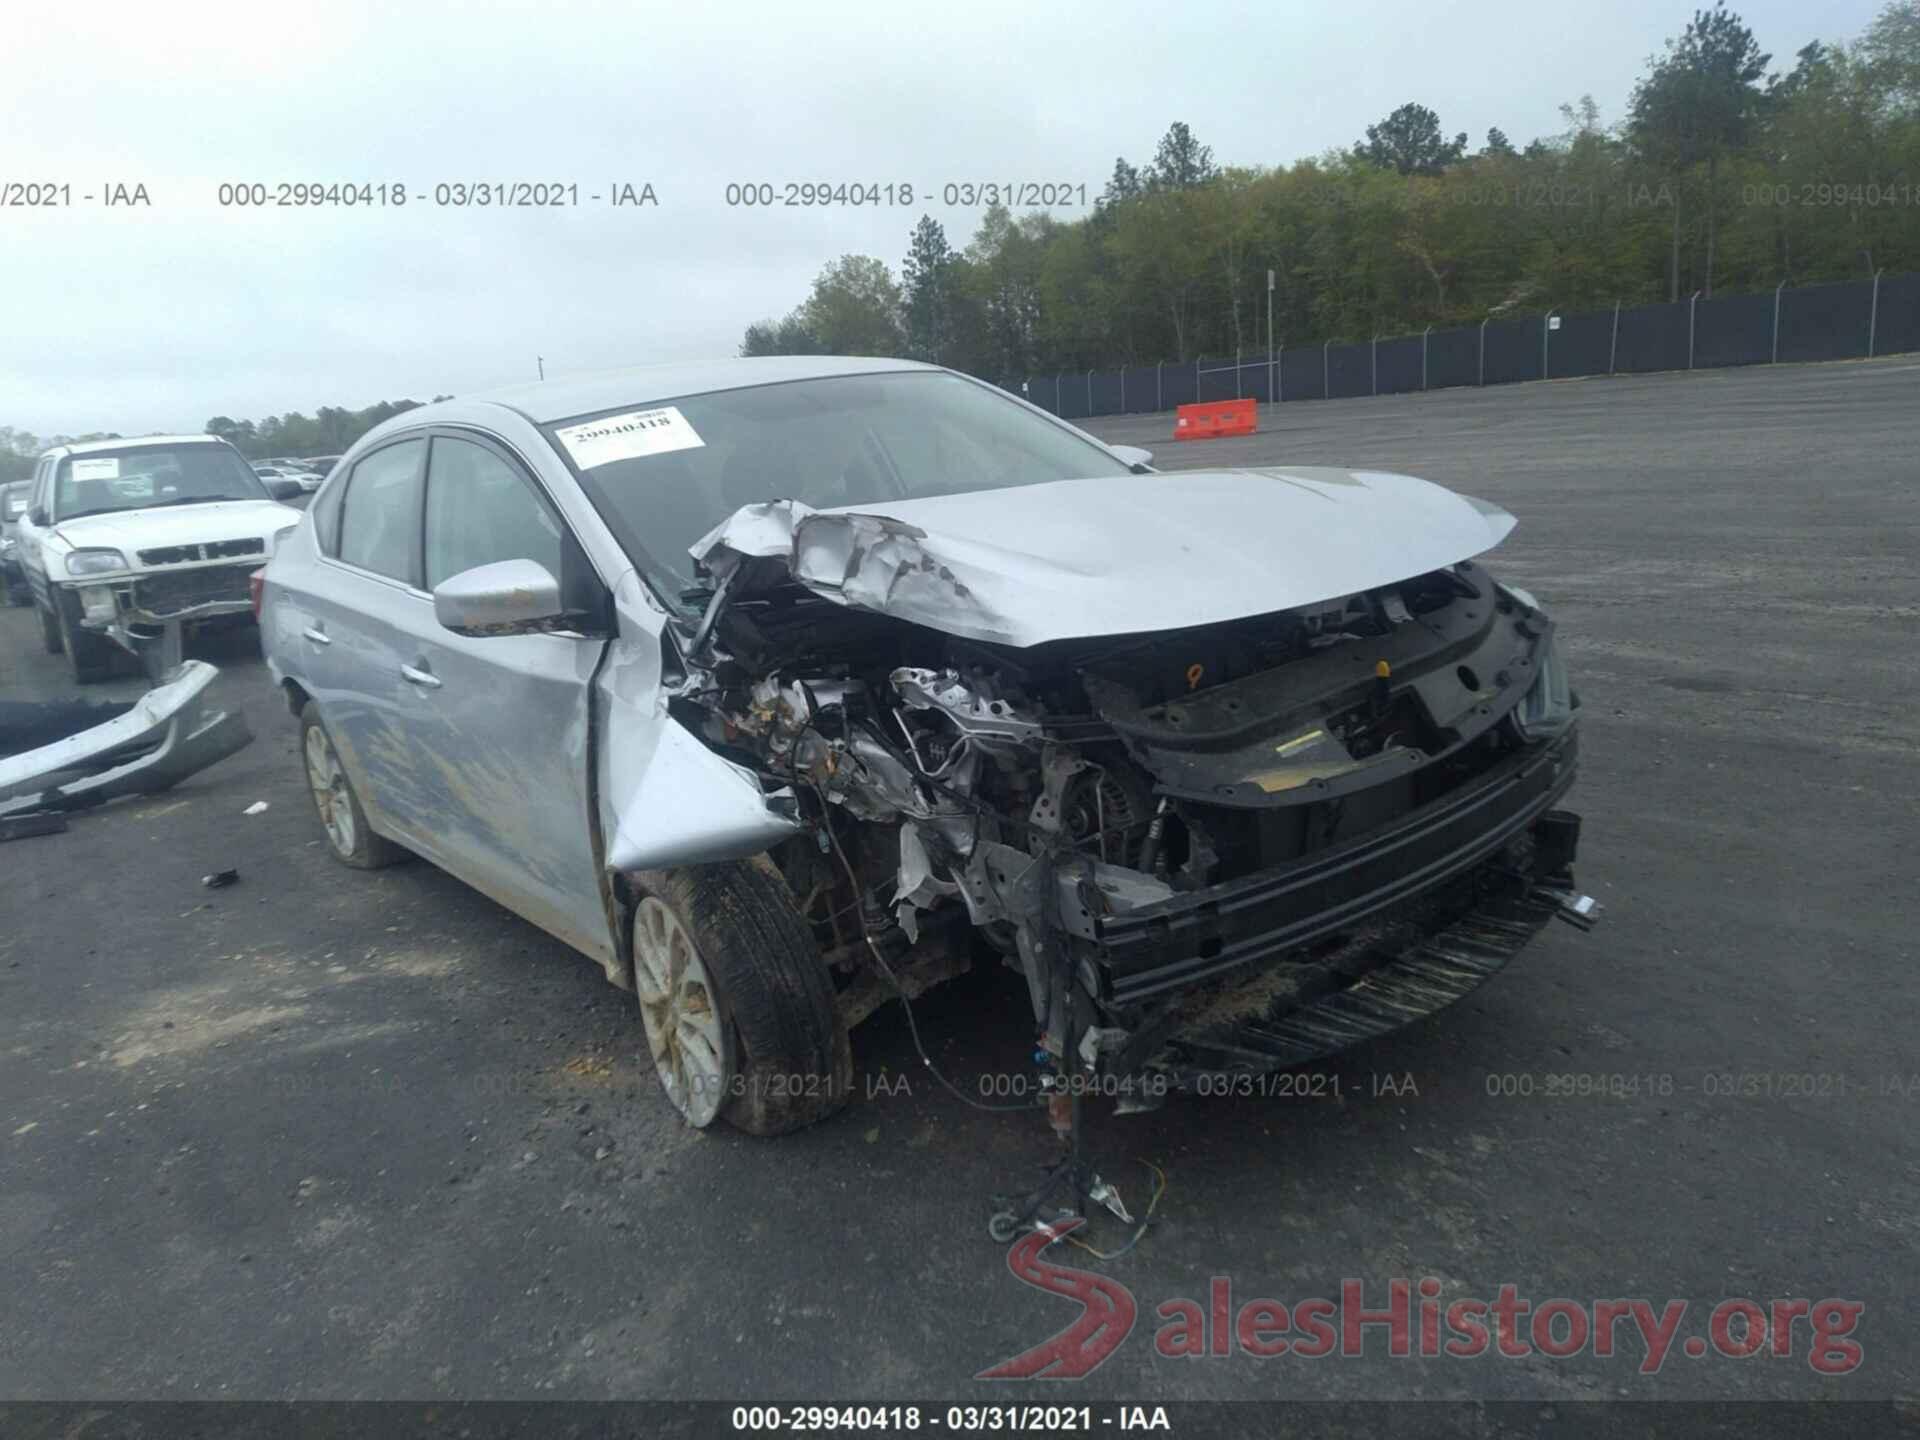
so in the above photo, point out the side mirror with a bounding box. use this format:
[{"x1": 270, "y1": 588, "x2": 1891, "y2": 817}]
[
  {"x1": 1109, "y1": 444, "x2": 1155, "y2": 472},
  {"x1": 265, "y1": 479, "x2": 306, "y2": 502},
  {"x1": 433, "y1": 558, "x2": 571, "y2": 638},
  {"x1": 29, "y1": 508, "x2": 49, "y2": 527}
]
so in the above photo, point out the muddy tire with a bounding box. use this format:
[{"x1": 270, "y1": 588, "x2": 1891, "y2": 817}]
[
  {"x1": 40, "y1": 601, "x2": 63, "y2": 653},
  {"x1": 299, "y1": 701, "x2": 406, "y2": 870},
  {"x1": 631, "y1": 861, "x2": 852, "y2": 1137},
  {"x1": 58, "y1": 608, "x2": 117, "y2": 684}
]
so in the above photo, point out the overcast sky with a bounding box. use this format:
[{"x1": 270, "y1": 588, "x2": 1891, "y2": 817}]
[{"x1": 1, "y1": 0, "x2": 1884, "y2": 438}]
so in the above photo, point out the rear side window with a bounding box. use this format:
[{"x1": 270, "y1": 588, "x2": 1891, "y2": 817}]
[
  {"x1": 423, "y1": 435, "x2": 564, "y2": 589},
  {"x1": 310, "y1": 467, "x2": 346, "y2": 554},
  {"x1": 337, "y1": 439, "x2": 426, "y2": 585}
]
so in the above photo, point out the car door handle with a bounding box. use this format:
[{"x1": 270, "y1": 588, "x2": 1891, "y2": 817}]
[
  {"x1": 301, "y1": 626, "x2": 331, "y2": 645},
  {"x1": 400, "y1": 663, "x2": 442, "y2": 689}
]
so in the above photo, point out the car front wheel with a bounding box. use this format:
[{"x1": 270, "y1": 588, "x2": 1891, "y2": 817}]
[{"x1": 630, "y1": 862, "x2": 851, "y2": 1137}]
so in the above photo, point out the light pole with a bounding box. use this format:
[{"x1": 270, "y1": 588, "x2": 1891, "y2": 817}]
[
  {"x1": 1869, "y1": 268, "x2": 1886, "y2": 357},
  {"x1": 1687, "y1": 290, "x2": 1701, "y2": 369},
  {"x1": 1542, "y1": 309, "x2": 1559, "y2": 380},
  {"x1": 1422, "y1": 325, "x2": 1432, "y2": 391},
  {"x1": 1479, "y1": 315, "x2": 1492, "y2": 386},
  {"x1": 1266, "y1": 268, "x2": 1276, "y2": 405},
  {"x1": 1771, "y1": 279, "x2": 1787, "y2": 364},
  {"x1": 1609, "y1": 299, "x2": 1621, "y2": 375},
  {"x1": 1322, "y1": 338, "x2": 1331, "y2": 400},
  {"x1": 1370, "y1": 334, "x2": 1379, "y2": 396}
]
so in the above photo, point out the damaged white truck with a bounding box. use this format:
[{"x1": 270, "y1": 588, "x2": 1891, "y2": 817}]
[
  {"x1": 14, "y1": 435, "x2": 306, "y2": 682},
  {"x1": 260, "y1": 359, "x2": 1596, "y2": 1180}
]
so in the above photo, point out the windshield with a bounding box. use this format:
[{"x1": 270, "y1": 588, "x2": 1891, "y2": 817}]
[
  {"x1": 54, "y1": 443, "x2": 270, "y2": 521},
  {"x1": 544, "y1": 370, "x2": 1131, "y2": 608}
]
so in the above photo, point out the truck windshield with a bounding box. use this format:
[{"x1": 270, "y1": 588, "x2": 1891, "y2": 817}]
[{"x1": 55, "y1": 444, "x2": 270, "y2": 522}]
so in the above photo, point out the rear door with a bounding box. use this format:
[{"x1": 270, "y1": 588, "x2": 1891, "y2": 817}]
[
  {"x1": 295, "y1": 436, "x2": 443, "y2": 853},
  {"x1": 394, "y1": 429, "x2": 612, "y2": 965}
]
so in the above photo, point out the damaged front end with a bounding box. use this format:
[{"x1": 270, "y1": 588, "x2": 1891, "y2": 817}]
[{"x1": 673, "y1": 500, "x2": 1594, "y2": 1099}]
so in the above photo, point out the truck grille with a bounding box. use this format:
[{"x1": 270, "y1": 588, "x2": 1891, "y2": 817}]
[
  {"x1": 137, "y1": 538, "x2": 264, "y2": 566},
  {"x1": 134, "y1": 564, "x2": 257, "y2": 617}
]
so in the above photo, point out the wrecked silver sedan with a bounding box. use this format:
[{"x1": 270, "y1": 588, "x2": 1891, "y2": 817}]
[{"x1": 260, "y1": 357, "x2": 1593, "y2": 1138}]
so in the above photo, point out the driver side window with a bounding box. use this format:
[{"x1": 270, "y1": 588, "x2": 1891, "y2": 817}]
[{"x1": 423, "y1": 435, "x2": 565, "y2": 590}]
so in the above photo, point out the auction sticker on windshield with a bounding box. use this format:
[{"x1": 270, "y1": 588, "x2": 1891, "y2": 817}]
[
  {"x1": 554, "y1": 406, "x2": 705, "y2": 469},
  {"x1": 71, "y1": 458, "x2": 121, "y2": 480}
]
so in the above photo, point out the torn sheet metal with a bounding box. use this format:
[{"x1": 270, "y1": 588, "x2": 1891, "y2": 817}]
[
  {"x1": 0, "y1": 660, "x2": 253, "y2": 817},
  {"x1": 688, "y1": 469, "x2": 1517, "y2": 648}
]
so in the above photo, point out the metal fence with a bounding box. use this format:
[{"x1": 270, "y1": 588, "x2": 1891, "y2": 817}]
[{"x1": 1010, "y1": 270, "x2": 1920, "y2": 421}]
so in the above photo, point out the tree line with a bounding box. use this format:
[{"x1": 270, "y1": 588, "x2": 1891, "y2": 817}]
[{"x1": 742, "y1": 2, "x2": 1920, "y2": 380}]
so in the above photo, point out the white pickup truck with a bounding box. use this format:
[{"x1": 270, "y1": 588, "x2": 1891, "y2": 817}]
[{"x1": 14, "y1": 435, "x2": 305, "y2": 681}]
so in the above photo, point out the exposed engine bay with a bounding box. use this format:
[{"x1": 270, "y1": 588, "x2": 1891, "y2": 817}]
[{"x1": 671, "y1": 548, "x2": 1583, "y2": 1091}]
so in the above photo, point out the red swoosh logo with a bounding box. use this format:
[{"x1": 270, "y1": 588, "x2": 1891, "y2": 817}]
[{"x1": 977, "y1": 1220, "x2": 1137, "y2": 1379}]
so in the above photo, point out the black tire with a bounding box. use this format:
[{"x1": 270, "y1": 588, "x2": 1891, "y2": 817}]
[
  {"x1": 58, "y1": 607, "x2": 117, "y2": 683},
  {"x1": 40, "y1": 601, "x2": 63, "y2": 653},
  {"x1": 298, "y1": 700, "x2": 407, "y2": 870},
  {"x1": 633, "y1": 860, "x2": 852, "y2": 1136}
]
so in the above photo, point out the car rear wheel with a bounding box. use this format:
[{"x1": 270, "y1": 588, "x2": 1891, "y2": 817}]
[
  {"x1": 58, "y1": 607, "x2": 116, "y2": 683},
  {"x1": 630, "y1": 862, "x2": 851, "y2": 1136},
  {"x1": 299, "y1": 701, "x2": 405, "y2": 869}
]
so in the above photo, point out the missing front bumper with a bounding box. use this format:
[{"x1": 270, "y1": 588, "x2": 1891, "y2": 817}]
[
  {"x1": 1082, "y1": 732, "x2": 1586, "y2": 1077},
  {"x1": 0, "y1": 659, "x2": 253, "y2": 819}
]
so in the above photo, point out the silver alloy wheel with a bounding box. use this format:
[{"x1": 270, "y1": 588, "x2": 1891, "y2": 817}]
[
  {"x1": 304, "y1": 724, "x2": 357, "y2": 857},
  {"x1": 633, "y1": 896, "x2": 731, "y2": 1127}
]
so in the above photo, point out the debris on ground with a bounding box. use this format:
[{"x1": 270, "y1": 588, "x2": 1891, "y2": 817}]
[
  {"x1": 0, "y1": 662, "x2": 252, "y2": 825},
  {"x1": 0, "y1": 812, "x2": 69, "y2": 843},
  {"x1": 201, "y1": 869, "x2": 239, "y2": 889},
  {"x1": 243, "y1": 801, "x2": 270, "y2": 816}
]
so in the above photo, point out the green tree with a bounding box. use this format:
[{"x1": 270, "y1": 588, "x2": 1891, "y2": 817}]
[
  {"x1": 902, "y1": 215, "x2": 957, "y2": 362},
  {"x1": 740, "y1": 311, "x2": 825, "y2": 356},
  {"x1": 797, "y1": 255, "x2": 906, "y2": 355},
  {"x1": 1628, "y1": 4, "x2": 1773, "y2": 297},
  {"x1": 1148, "y1": 122, "x2": 1218, "y2": 190},
  {"x1": 1357, "y1": 103, "x2": 1469, "y2": 175},
  {"x1": 1099, "y1": 156, "x2": 1146, "y2": 209}
]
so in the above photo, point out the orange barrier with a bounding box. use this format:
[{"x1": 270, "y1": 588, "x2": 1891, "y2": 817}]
[{"x1": 1173, "y1": 398, "x2": 1257, "y2": 440}]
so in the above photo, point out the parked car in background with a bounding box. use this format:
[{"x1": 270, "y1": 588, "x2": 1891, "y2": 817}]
[
  {"x1": 254, "y1": 463, "x2": 324, "y2": 494},
  {"x1": 301, "y1": 455, "x2": 344, "y2": 477},
  {"x1": 261, "y1": 357, "x2": 1593, "y2": 1139},
  {"x1": 2, "y1": 481, "x2": 32, "y2": 605},
  {"x1": 16, "y1": 435, "x2": 305, "y2": 680}
]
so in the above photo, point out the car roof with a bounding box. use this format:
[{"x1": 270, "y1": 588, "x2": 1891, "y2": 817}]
[
  {"x1": 417, "y1": 355, "x2": 943, "y2": 428},
  {"x1": 44, "y1": 434, "x2": 227, "y2": 458}
]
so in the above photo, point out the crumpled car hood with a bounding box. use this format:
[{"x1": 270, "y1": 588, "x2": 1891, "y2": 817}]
[{"x1": 690, "y1": 467, "x2": 1515, "y2": 647}]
